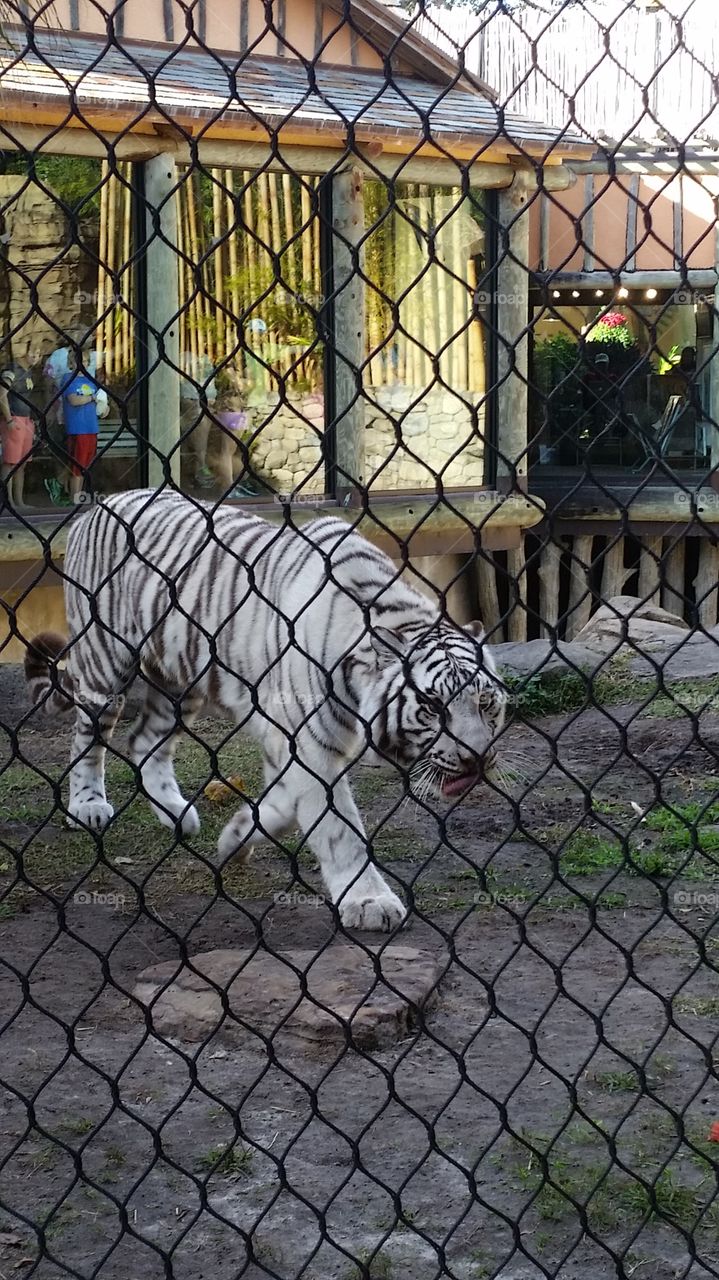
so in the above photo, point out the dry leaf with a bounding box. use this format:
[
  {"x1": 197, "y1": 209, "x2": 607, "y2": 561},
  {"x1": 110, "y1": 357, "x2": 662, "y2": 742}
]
[{"x1": 204, "y1": 776, "x2": 245, "y2": 804}]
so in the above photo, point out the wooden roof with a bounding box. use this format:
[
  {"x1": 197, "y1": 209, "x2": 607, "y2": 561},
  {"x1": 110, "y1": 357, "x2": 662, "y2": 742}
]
[{"x1": 0, "y1": 28, "x2": 588, "y2": 159}]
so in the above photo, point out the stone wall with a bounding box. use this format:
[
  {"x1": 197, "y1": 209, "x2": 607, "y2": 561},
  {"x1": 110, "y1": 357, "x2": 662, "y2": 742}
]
[
  {"x1": 0, "y1": 176, "x2": 92, "y2": 359},
  {"x1": 248, "y1": 384, "x2": 485, "y2": 492}
]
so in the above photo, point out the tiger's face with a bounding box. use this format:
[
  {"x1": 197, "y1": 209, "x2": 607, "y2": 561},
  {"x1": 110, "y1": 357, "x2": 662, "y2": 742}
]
[{"x1": 359, "y1": 621, "x2": 507, "y2": 799}]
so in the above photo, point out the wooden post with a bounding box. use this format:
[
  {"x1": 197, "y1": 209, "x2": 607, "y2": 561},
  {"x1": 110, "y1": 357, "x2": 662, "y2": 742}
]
[
  {"x1": 332, "y1": 167, "x2": 365, "y2": 497},
  {"x1": 637, "y1": 535, "x2": 662, "y2": 606},
  {"x1": 565, "y1": 534, "x2": 594, "y2": 640},
  {"x1": 496, "y1": 174, "x2": 532, "y2": 489},
  {"x1": 662, "y1": 538, "x2": 686, "y2": 619},
  {"x1": 506, "y1": 541, "x2": 528, "y2": 642},
  {"x1": 144, "y1": 154, "x2": 181, "y2": 487},
  {"x1": 694, "y1": 540, "x2": 719, "y2": 628},
  {"x1": 538, "y1": 538, "x2": 563, "y2": 638},
  {"x1": 601, "y1": 537, "x2": 632, "y2": 601}
]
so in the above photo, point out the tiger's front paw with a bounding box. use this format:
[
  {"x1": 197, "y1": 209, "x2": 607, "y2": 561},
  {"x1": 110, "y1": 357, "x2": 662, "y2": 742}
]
[
  {"x1": 338, "y1": 886, "x2": 406, "y2": 932},
  {"x1": 216, "y1": 808, "x2": 254, "y2": 866},
  {"x1": 67, "y1": 799, "x2": 114, "y2": 832}
]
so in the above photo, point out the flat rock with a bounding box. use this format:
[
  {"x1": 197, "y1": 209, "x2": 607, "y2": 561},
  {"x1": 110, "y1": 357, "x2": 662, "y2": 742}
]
[
  {"x1": 134, "y1": 945, "x2": 445, "y2": 1050},
  {"x1": 491, "y1": 638, "x2": 601, "y2": 679}
]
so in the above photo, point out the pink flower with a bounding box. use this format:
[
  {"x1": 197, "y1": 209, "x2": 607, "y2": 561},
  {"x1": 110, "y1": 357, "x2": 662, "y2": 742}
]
[{"x1": 601, "y1": 311, "x2": 627, "y2": 328}]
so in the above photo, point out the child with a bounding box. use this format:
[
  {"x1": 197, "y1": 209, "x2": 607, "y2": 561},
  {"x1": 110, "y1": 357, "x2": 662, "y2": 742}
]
[
  {"x1": 62, "y1": 351, "x2": 100, "y2": 503},
  {"x1": 0, "y1": 348, "x2": 40, "y2": 512}
]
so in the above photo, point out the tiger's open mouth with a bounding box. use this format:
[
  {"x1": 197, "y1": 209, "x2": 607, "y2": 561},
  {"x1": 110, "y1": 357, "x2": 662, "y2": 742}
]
[{"x1": 441, "y1": 771, "x2": 481, "y2": 798}]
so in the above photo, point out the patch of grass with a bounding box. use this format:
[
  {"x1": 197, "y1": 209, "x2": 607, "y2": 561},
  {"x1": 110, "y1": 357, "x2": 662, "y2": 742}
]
[
  {"x1": 505, "y1": 671, "x2": 589, "y2": 719},
  {"x1": 613, "y1": 1167, "x2": 702, "y2": 1229},
  {"x1": 558, "y1": 833, "x2": 623, "y2": 876},
  {"x1": 195, "y1": 1142, "x2": 253, "y2": 1179},
  {"x1": 592, "y1": 1069, "x2": 639, "y2": 1094},
  {"x1": 60, "y1": 1116, "x2": 94, "y2": 1138},
  {"x1": 343, "y1": 1248, "x2": 393, "y2": 1279},
  {"x1": 673, "y1": 994, "x2": 719, "y2": 1016}
]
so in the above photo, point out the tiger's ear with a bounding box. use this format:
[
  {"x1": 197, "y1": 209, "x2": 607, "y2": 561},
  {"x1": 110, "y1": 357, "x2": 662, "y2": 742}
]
[
  {"x1": 369, "y1": 626, "x2": 409, "y2": 668},
  {"x1": 464, "y1": 619, "x2": 485, "y2": 640}
]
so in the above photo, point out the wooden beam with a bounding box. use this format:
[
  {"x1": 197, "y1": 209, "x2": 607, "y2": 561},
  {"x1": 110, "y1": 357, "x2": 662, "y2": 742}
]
[
  {"x1": 662, "y1": 538, "x2": 686, "y2": 619},
  {"x1": 694, "y1": 540, "x2": 719, "y2": 628},
  {"x1": 506, "y1": 541, "x2": 528, "y2": 641},
  {"x1": 0, "y1": 493, "x2": 546, "y2": 566},
  {"x1": 496, "y1": 174, "x2": 532, "y2": 486},
  {"x1": 0, "y1": 123, "x2": 578, "y2": 191},
  {"x1": 637, "y1": 535, "x2": 662, "y2": 605},
  {"x1": 582, "y1": 173, "x2": 595, "y2": 272},
  {"x1": 535, "y1": 268, "x2": 717, "y2": 291},
  {"x1": 625, "y1": 174, "x2": 639, "y2": 272},
  {"x1": 538, "y1": 538, "x2": 562, "y2": 638},
  {"x1": 331, "y1": 167, "x2": 365, "y2": 497},
  {"x1": 143, "y1": 154, "x2": 181, "y2": 487},
  {"x1": 710, "y1": 196, "x2": 719, "y2": 487}
]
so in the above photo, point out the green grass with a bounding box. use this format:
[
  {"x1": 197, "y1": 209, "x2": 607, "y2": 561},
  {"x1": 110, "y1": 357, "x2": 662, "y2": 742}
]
[
  {"x1": 591, "y1": 1069, "x2": 639, "y2": 1094},
  {"x1": 558, "y1": 833, "x2": 623, "y2": 876},
  {"x1": 195, "y1": 1142, "x2": 254, "y2": 1179},
  {"x1": 674, "y1": 995, "x2": 719, "y2": 1016},
  {"x1": 504, "y1": 665, "x2": 719, "y2": 723}
]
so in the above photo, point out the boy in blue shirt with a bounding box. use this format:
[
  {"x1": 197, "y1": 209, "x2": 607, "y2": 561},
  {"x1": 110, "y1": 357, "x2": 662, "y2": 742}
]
[{"x1": 62, "y1": 350, "x2": 99, "y2": 503}]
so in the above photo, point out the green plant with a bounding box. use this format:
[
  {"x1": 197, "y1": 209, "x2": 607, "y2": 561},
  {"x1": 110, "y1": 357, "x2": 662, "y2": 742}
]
[
  {"x1": 656, "y1": 344, "x2": 681, "y2": 375},
  {"x1": 196, "y1": 1142, "x2": 253, "y2": 1178},
  {"x1": 585, "y1": 310, "x2": 635, "y2": 349},
  {"x1": 533, "y1": 332, "x2": 580, "y2": 393},
  {"x1": 558, "y1": 833, "x2": 623, "y2": 875}
]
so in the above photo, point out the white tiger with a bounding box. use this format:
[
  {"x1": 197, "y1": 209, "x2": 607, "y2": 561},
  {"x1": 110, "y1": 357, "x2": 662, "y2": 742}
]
[{"x1": 25, "y1": 490, "x2": 507, "y2": 931}]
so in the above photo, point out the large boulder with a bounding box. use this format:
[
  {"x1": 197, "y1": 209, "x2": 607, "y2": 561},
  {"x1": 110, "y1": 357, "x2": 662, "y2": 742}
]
[
  {"x1": 490, "y1": 638, "x2": 602, "y2": 680},
  {"x1": 573, "y1": 596, "x2": 689, "y2": 656}
]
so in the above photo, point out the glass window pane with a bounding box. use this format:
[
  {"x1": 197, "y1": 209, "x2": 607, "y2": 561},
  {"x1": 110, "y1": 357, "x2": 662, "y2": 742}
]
[
  {"x1": 173, "y1": 166, "x2": 324, "y2": 501},
  {"x1": 0, "y1": 156, "x2": 138, "y2": 512},
  {"x1": 364, "y1": 183, "x2": 489, "y2": 493},
  {"x1": 530, "y1": 294, "x2": 709, "y2": 473}
]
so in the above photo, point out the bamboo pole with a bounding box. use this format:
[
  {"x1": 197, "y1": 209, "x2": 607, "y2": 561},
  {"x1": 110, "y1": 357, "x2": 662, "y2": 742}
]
[
  {"x1": 225, "y1": 168, "x2": 240, "y2": 353},
  {"x1": 452, "y1": 194, "x2": 468, "y2": 394},
  {"x1": 175, "y1": 185, "x2": 186, "y2": 375},
  {"x1": 245, "y1": 172, "x2": 271, "y2": 392},
  {"x1": 212, "y1": 168, "x2": 225, "y2": 360},
  {"x1": 300, "y1": 178, "x2": 313, "y2": 293},
  {"x1": 96, "y1": 159, "x2": 109, "y2": 374},
  {"x1": 186, "y1": 170, "x2": 208, "y2": 367},
  {"x1": 436, "y1": 191, "x2": 451, "y2": 393},
  {"x1": 104, "y1": 165, "x2": 118, "y2": 379},
  {"x1": 467, "y1": 257, "x2": 486, "y2": 395},
  {"x1": 120, "y1": 161, "x2": 132, "y2": 376},
  {"x1": 407, "y1": 185, "x2": 423, "y2": 388}
]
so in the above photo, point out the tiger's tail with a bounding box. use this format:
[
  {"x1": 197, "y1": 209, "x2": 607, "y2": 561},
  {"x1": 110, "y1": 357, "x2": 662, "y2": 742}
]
[{"x1": 24, "y1": 632, "x2": 75, "y2": 717}]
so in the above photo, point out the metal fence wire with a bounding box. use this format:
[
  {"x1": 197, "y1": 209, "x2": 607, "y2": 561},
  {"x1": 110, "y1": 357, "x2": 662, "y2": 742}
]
[{"x1": 1, "y1": 0, "x2": 719, "y2": 1277}]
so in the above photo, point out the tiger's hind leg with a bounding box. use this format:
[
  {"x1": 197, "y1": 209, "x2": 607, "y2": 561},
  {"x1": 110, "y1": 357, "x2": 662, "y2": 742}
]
[
  {"x1": 216, "y1": 731, "x2": 297, "y2": 864},
  {"x1": 129, "y1": 678, "x2": 204, "y2": 835},
  {"x1": 67, "y1": 687, "x2": 128, "y2": 832}
]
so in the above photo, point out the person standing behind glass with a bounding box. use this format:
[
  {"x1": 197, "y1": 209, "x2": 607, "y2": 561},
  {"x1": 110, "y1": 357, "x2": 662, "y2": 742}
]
[
  {"x1": 43, "y1": 339, "x2": 101, "y2": 505},
  {"x1": 62, "y1": 349, "x2": 100, "y2": 504},
  {"x1": 0, "y1": 347, "x2": 41, "y2": 512}
]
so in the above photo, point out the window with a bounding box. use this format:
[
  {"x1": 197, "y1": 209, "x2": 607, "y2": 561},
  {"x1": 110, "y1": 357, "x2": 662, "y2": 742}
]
[
  {"x1": 529, "y1": 287, "x2": 712, "y2": 474},
  {"x1": 363, "y1": 183, "x2": 492, "y2": 492},
  {"x1": 170, "y1": 165, "x2": 324, "y2": 502},
  {"x1": 0, "y1": 156, "x2": 139, "y2": 511}
]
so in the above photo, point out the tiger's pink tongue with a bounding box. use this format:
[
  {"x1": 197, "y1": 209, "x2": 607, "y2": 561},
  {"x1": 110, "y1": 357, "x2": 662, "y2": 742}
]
[{"x1": 442, "y1": 772, "x2": 480, "y2": 798}]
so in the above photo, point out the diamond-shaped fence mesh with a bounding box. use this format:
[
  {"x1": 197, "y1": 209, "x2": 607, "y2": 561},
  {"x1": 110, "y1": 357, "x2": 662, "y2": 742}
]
[{"x1": 0, "y1": 1, "x2": 718, "y2": 1277}]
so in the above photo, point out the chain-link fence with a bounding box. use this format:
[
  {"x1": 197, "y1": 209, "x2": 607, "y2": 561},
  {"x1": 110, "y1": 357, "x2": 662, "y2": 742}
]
[{"x1": 1, "y1": 1, "x2": 718, "y2": 1277}]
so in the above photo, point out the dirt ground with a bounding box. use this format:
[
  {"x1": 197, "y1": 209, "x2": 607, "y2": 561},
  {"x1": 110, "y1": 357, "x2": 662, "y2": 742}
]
[{"x1": 1, "y1": 663, "x2": 718, "y2": 1280}]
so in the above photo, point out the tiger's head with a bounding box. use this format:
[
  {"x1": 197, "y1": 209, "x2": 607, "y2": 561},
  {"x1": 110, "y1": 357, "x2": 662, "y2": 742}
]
[{"x1": 354, "y1": 619, "x2": 507, "y2": 800}]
